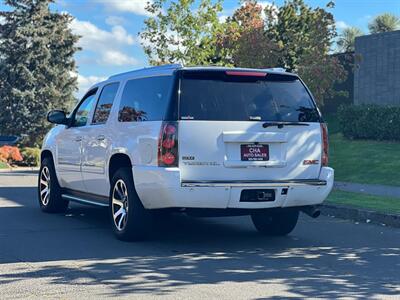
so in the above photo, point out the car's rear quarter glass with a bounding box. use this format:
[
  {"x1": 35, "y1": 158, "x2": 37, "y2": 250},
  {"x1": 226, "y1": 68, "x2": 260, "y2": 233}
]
[
  {"x1": 118, "y1": 76, "x2": 174, "y2": 122},
  {"x1": 179, "y1": 71, "x2": 320, "y2": 122}
]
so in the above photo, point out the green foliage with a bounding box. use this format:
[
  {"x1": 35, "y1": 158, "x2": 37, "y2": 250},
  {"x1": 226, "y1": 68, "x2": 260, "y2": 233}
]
[
  {"x1": 337, "y1": 105, "x2": 400, "y2": 141},
  {"x1": 140, "y1": 0, "x2": 226, "y2": 66},
  {"x1": 264, "y1": 0, "x2": 346, "y2": 106},
  {"x1": 266, "y1": 0, "x2": 334, "y2": 70},
  {"x1": 0, "y1": 0, "x2": 80, "y2": 147},
  {"x1": 217, "y1": 0, "x2": 346, "y2": 106},
  {"x1": 140, "y1": 0, "x2": 345, "y2": 106},
  {"x1": 323, "y1": 113, "x2": 341, "y2": 134},
  {"x1": 337, "y1": 27, "x2": 364, "y2": 52},
  {"x1": 20, "y1": 147, "x2": 41, "y2": 166},
  {"x1": 322, "y1": 53, "x2": 354, "y2": 113},
  {"x1": 217, "y1": 1, "x2": 279, "y2": 68},
  {"x1": 368, "y1": 13, "x2": 400, "y2": 34}
]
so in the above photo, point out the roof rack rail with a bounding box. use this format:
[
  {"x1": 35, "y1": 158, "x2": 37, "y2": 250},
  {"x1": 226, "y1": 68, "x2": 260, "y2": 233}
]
[
  {"x1": 108, "y1": 63, "x2": 182, "y2": 79},
  {"x1": 263, "y1": 67, "x2": 286, "y2": 72}
]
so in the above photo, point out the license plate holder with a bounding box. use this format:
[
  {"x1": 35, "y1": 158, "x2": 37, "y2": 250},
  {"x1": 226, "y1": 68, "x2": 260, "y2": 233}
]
[
  {"x1": 240, "y1": 189, "x2": 275, "y2": 202},
  {"x1": 240, "y1": 144, "x2": 269, "y2": 161}
]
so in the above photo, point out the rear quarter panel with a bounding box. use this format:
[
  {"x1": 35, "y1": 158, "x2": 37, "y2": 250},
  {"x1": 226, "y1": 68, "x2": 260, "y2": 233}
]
[{"x1": 110, "y1": 121, "x2": 162, "y2": 168}]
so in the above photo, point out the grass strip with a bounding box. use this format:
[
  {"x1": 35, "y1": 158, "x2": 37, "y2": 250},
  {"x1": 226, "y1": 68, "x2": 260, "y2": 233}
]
[{"x1": 327, "y1": 190, "x2": 400, "y2": 215}]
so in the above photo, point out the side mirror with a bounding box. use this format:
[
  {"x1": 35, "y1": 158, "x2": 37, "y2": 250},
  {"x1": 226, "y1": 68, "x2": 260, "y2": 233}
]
[{"x1": 47, "y1": 110, "x2": 68, "y2": 125}]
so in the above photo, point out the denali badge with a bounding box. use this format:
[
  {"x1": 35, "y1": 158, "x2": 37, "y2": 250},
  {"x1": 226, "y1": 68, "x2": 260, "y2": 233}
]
[{"x1": 182, "y1": 156, "x2": 195, "y2": 160}]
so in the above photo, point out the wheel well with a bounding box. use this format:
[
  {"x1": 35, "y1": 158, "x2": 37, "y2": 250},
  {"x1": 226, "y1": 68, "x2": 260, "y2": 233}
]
[
  {"x1": 41, "y1": 150, "x2": 53, "y2": 162},
  {"x1": 108, "y1": 154, "x2": 132, "y2": 181}
]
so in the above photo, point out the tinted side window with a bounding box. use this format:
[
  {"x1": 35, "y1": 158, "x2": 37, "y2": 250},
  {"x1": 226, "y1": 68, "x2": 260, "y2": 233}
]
[
  {"x1": 118, "y1": 76, "x2": 173, "y2": 122},
  {"x1": 73, "y1": 89, "x2": 98, "y2": 127},
  {"x1": 92, "y1": 82, "x2": 120, "y2": 124}
]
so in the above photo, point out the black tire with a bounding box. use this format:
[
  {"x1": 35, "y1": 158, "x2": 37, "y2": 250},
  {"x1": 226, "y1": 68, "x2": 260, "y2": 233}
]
[
  {"x1": 109, "y1": 167, "x2": 151, "y2": 241},
  {"x1": 151, "y1": 209, "x2": 172, "y2": 222},
  {"x1": 38, "y1": 157, "x2": 69, "y2": 213},
  {"x1": 251, "y1": 208, "x2": 299, "y2": 236}
]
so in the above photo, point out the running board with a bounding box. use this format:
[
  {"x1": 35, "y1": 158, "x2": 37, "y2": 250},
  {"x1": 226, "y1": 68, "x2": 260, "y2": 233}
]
[{"x1": 62, "y1": 194, "x2": 109, "y2": 207}]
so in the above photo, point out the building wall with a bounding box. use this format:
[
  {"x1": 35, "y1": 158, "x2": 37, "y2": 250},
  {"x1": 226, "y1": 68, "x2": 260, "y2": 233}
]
[{"x1": 354, "y1": 30, "x2": 400, "y2": 106}]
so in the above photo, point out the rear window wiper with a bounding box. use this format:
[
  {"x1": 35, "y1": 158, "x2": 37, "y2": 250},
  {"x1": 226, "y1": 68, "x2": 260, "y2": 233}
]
[{"x1": 262, "y1": 121, "x2": 310, "y2": 129}]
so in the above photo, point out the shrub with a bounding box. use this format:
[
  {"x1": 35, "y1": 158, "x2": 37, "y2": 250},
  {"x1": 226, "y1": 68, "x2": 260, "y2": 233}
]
[
  {"x1": 338, "y1": 104, "x2": 400, "y2": 141},
  {"x1": 0, "y1": 145, "x2": 23, "y2": 166},
  {"x1": 20, "y1": 147, "x2": 41, "y2": 166}
]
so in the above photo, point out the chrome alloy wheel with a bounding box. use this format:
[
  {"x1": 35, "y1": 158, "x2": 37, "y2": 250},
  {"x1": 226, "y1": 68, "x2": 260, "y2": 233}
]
[
  {"x1": 39, "y1": 166, "x2": 51, "y2": 206},
  {"x1": 112, "y1": 179, "x2": 129, "y2": 231}
]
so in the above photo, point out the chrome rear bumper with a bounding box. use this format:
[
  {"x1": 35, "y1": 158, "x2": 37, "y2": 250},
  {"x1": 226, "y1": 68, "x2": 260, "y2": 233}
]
[{"x1": 181, "y1": 179, "x2": 327, "y2": 187}]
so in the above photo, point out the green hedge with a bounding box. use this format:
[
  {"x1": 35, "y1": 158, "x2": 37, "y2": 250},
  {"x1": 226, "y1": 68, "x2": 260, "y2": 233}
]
[
  {"x1": 338, "y1": 105, "x2": 400, "y2": 141},
  {"x1": 20, "y1": 147, "x2": 41, "y2": 166}
]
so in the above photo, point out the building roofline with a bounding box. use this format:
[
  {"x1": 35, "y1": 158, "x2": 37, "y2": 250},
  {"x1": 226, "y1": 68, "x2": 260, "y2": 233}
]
[{"x1": 355, "y1": 29, "x2": 400, "y2": 41}]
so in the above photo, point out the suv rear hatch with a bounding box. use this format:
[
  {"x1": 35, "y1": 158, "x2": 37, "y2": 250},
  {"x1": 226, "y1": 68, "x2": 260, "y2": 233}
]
[{"x1": 176, "y1": 69, "x2": 323, "y2": 182}]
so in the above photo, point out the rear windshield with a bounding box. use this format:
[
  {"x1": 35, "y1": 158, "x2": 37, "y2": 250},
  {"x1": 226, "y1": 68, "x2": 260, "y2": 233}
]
[{"x1": 179, "y1": 71, "x2": 320, "y2": 122}]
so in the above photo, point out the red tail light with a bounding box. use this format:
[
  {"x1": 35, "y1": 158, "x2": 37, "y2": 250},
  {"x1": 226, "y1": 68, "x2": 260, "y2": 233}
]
[
  {"x1": 321, "y1": 123, "x2": 329, "y2": 166},
  {"x1": 225, "y1": 71, "x2": 267, "y2": 77},
  {"x1": 158, "y1": 122, "x2": 178, "y2": 167}
]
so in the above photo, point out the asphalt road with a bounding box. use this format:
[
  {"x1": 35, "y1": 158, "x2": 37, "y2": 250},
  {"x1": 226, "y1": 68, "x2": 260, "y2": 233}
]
[{"x1": 0, "y1": 171, "x2": 399, "y2": 299}]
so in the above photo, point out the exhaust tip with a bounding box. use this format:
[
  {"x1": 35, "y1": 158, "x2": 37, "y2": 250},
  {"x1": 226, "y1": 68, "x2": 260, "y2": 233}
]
[
  {"x1": 301, "y1": 206, "x2": 321, "y2": 219},
  {"x1": 311, "y1": 210, "x2": 321, "y2": 218}
]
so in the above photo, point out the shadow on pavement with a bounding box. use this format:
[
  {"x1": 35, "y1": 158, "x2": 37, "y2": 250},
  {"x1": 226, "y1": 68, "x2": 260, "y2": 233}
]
[{"x1": 0, "y1": 185, "x2": 399, "y2": 298}]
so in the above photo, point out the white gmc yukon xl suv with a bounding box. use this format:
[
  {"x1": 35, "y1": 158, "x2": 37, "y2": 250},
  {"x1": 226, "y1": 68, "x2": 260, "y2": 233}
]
[{"x1": 39, "y1": 64, "x2": 334, "y2": 240}]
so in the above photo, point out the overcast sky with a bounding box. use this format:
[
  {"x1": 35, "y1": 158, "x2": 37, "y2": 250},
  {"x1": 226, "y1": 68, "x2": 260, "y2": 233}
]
[{"x1": 1, "y1": 0, "x2": 399, "y2": 98}]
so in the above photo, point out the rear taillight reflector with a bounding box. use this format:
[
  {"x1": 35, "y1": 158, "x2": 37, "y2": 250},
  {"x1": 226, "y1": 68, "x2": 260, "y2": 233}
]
[
  {"x1": 161, "y1": 152, "x2": 176, "y2": 165},
  {"x1": 225, "y1": 71, "x2": 267, "y2": 77},
  {"x1": 162, "y1": 138, "x2": 175, "y2": 149},
  {"x1": 321, "y1": 123, "x2": 329, "y2": 166},
  {"x1": 158, "y1": 122, "x2": 178, "y2": 167},
  {"x1": 164, "y1": 124, "x2": 176, "y2": 135}
]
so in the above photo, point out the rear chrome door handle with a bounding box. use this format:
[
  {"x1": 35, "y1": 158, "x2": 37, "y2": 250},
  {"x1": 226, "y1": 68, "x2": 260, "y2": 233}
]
[
  {"x1": 75, "y1": 136, "x2": 82, "y2": 142},
  {"x1": 96, "y1": 135, "x2": 105, "y2": 141}
]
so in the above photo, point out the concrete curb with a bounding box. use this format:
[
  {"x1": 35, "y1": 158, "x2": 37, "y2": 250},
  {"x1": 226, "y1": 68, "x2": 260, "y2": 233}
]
[
  {"x1": 321, "y1": 204, "x2": 400, "y2": 228},
  {"x1": 0, "y1": 167, "x2": 39, "y2": 173}
]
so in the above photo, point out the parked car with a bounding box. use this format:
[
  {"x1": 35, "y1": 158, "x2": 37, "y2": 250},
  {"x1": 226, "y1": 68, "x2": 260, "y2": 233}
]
[
  {"x1": 38, "y1": 64, "x2": 334, "y2": 240},
  {"x1": 0, "y1": 135, "x2": 19, "y2": 146}
]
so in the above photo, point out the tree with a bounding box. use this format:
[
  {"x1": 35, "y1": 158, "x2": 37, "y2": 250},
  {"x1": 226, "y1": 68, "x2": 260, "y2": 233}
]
[
  {"x1": 140, "y1": 0, "x2": 225, "y2": 66},
  {"x1": 217, "y1": 1, "x2": 279, "y2": 68},
  {"x1": 222, "y1": 0, "x2": 345, "y2": 105},
  {"x1": 368, "y1": 13, "x2": 400, "y2": 34},
  {"x1": 263, "y1": 0, "x2": 346, "y2": 105},
  {"x1": 337, "y1": 27, "x2": 364, "y2": 52},
  {"x1": 0, "y1": 0, "x2": 79, "y2": 147},
  {"x1": 140, "y1": 0, "x2": 346, "y2": 106}
]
